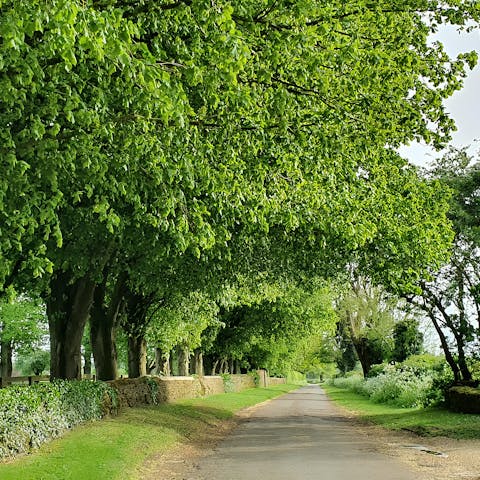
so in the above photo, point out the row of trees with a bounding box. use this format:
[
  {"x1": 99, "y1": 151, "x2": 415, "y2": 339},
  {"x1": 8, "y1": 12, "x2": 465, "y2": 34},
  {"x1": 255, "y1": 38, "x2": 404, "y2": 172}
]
[{"x1": 1, "y1": 1, "x2": 479, "y2": 381}]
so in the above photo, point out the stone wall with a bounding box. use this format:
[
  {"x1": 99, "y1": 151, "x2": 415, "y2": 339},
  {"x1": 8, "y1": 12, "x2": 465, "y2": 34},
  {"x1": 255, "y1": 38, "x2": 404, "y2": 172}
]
[
  {"x1": 230, "y1": 374, "x2": 256, "y2": 391},
  {"x1": 268, "y1": 377, "x2": 287, "y2": 386},
  {"x1": 109, "y1": 374, "x2": 257, "y2": 409}
]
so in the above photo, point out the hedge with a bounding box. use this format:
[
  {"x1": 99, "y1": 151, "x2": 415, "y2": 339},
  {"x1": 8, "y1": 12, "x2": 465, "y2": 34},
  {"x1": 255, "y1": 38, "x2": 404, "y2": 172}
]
[
  {"x1": 0, "y1": 381, "x2": 117, "y2": 459},
  {"x1": 446, "y1": 386, "x2": 480, "y2": 414}
]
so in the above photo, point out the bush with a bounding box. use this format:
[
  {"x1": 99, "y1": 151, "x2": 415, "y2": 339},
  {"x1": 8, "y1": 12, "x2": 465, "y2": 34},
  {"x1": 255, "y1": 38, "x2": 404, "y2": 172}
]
[
  {"x1": 364, "y1": 366, "x2": 433, "y2": 407},
  {"x1": 0, "y1": 380, "x2": 117, "y2": 459},
  {"x1": 366, "y1": 363, "x2": 388, "y2": 378},
  {"x1": 332, "y1": 362, "x2": 442, "y2": 408}
]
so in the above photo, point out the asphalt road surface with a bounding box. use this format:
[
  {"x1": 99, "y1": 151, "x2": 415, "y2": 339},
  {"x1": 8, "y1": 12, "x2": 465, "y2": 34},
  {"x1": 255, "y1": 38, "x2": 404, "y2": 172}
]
[{"x1": 190, "y1": 384, "x2": 416, "y2": 479}]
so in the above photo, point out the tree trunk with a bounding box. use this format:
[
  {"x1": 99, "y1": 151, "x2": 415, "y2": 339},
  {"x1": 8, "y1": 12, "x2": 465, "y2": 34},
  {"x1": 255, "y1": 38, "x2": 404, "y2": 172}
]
[
  {"x1": 155, "y1": 348, "x2": 170, "y2": 375},
  {"x1": 429, "y1": 312, "x2": 461, "y2": 383},
  {"x1": 193, "y1": 349, "x2": 204, "y2": 376},
  {"x1": 171, "y1": 348, "x2": 179, "y2": 376},
  {"x1": 0, "y1": 340, "x2": 13, "y2": 380},
  {"x1": 90, "y1": 273, "x2": 126, "y2": 381},
  {"x1": 211, "y1": 358, "x2": 219, "y2": 375},
  {"x1": 83, "y1": 346, "x2": 92, "y2": 376},
  {"x1": 455, "y1": 266, "x2": 473, "y2": 382},
  {"x1": 234, "y1": 360, "x2": 241, "y2": 374},
  {"x1": 128, "y1": 335, "x2": 147, "y2": 378},
  {"x1": 47, "y1": 274, "x2": 96, "y2": 380},
  {"x1": 219, "y1": 358, "x2": 227, "y2": 374},
  {"x1": 123, "y1": 288, "x2": 155, "y2": 379},
  {"x1": 353, "y1": 338, "x2": 371, "y2": 378},
  {"x1": 177, "y1": 346, "x2": 189, "y2": 376},
  {"x1": 229, "y1": 358, "x2": 234, "y2": 374},
  {"x1": 455, "y1": 335, "x2": 472, "y2": 382}
]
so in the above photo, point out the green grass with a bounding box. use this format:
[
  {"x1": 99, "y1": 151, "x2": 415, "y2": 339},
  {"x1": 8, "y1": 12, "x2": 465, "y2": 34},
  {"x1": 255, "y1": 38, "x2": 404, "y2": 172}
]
[
  {"x1": 323, "y1": 383, "x2": 480, "y2": 439},
  {"x1": 0, "y1": 384, "x2": 298, "y2": 480}
]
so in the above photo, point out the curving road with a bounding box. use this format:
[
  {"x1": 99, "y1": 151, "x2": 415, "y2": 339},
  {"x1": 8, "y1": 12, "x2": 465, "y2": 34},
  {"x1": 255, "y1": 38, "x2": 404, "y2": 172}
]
[{"x1": 190, "y1": 384, "x2": 416, "y2": 479}]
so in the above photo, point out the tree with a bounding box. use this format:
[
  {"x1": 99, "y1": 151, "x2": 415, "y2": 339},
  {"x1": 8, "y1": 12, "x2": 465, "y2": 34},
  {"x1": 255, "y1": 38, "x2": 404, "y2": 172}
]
[
  {"x1": 0, "y1": 297, "x2": 47, "y2": 379},
  {"x1": 407, "y1": 149, "x2": 480, "y2": 383},
  {"x1": 15, "y1": 350, "x2": 50, "y2": 376},
  {"x1": 336, "y1": 278, "x2": 396, "y2": 377},
  {"x1": 335, "y1": 320, "x2": 358, "y2": 375},
  {"x1": 391, "y1": 318, "x2": 424, "y2": 362}
]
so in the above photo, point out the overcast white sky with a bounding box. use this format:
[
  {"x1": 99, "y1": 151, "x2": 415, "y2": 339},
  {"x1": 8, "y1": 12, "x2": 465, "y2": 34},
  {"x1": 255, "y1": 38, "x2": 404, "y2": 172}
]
[{"x1": 398, "y1": 24, "x2": 480, "y2": 167}]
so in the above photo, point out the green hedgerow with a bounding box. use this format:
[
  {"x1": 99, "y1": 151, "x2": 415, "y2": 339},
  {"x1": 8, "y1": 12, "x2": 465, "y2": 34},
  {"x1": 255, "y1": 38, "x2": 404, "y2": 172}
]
[{"x1": 0, "y1": 380, "x2": 117, "y2": 459}]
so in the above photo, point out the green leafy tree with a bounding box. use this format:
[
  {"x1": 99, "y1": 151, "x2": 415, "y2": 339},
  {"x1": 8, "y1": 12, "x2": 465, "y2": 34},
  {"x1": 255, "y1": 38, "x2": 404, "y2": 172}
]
[
  {"x1": 391, "y1": 318, "x2": 424, "y2": 362},
  {"x1": 146, "y1": 291, "x2": 220, "y2": 377},
  {"x1": 407, "y1": 149, "x2": 480, "y2": 383},
  {"x1": 336, "y1": 278, "x2": 396, "y2": 377},
  {"x1": 0, "y1": 297, "x2": 47, "y2": 378},
  {"x1": 15, "y1": 349, "x2": 50, "y2": 376}
]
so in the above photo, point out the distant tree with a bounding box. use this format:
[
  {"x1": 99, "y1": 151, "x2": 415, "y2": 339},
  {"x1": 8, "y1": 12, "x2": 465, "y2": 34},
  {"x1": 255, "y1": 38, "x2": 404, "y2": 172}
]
[
  {"x1": 15, "y1": 350, "x2": 50, "y2": 376},
  {"x1": 391, "y1": 318, "x2": 424, "y2": 363},
  {"x1": 336, "y1": 278, "x2": 395, "y2": 377},
  {"x1": 335, "y1": 320, "x2": 358, "y2": 375},
  {"x1": 0, "y1": 297, "x2": 47, "y2": 378}
]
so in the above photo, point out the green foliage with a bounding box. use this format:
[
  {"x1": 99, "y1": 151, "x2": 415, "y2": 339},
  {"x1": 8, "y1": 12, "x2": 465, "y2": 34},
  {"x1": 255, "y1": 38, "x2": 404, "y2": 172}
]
[
  {"x1": 144, "y1": 377, "x2": 159, "y2": 405},
  {"x1": 285, "y1": 371, "x2": 306, "y2": 385},
  {"x1": 335, "y1": 280, "x2": 396, "y2": 376},
  {"x1": 212, "y1": 278, "x2": 337, "y2": 373},
  {"x1": 0, "y1": 297, "x2": 47, "y2": 352},
  {"x1": 220, "y1": 373, "x2": 235, "y2": 393},
  {"x1": 332, "y1": 356, "x2": 454, "y2": 408},
  {"x1": 147, "y1": 291, "x2": 220, "y2": 354},
  {"x1": 412, "y1": 150, "x2": 480, "y2": 382},
  {"x1": 15, "y1": 350, "x2": 50, "y2": 376},
  {"x1": 247, "y1": 370, "x2": 260, "y2": 387},
  {"x1": 400, "y1": 354, "x2": 448, "y2": 373},
  {"x1": 0, "y1": 381, "x2": 117, "y2": 459},
  {"x1": 2, "y1": 0, "x2": 477, "y2": 383}
]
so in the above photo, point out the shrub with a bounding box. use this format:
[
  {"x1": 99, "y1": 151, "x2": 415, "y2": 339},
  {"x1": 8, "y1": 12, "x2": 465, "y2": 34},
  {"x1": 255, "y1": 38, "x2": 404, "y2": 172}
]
[
  {"x1": 220, "y1": 373, "x2": 235, "y2": 393},
  {"x1": 331, "y1": 375, "x2": 366, "y2": 395},
  {"x1": 366, "y1": 363, "x2": 388, "y2": 378},
  {"x1": 0, "y1": 380, "x2": 117, "y2": 459},
  {"x1": 364, "y1": 366, "x2": 433, "y2": 407},
  {"x1": 247, "y1": 370, "x2": 260, "y2": 387},
  {"x1": 332, "y1": 364, "x2": 436, "y2": 408}
]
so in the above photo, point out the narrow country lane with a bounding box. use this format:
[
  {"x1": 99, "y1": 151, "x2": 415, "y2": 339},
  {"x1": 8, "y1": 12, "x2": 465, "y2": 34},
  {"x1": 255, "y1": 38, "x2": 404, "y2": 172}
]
[{"x1": 189, "y1": 385, "x2": 416, "y2": 480}]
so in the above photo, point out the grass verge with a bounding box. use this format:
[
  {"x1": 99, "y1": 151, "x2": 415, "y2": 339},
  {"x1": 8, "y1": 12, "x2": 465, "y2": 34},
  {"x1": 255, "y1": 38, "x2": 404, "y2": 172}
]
[
  {"x1": 0, "y1": 384, "x2": 298, "y2": 480},
  {"x1": 323, "y1": 383, "x2": 480, "y2": 439}
]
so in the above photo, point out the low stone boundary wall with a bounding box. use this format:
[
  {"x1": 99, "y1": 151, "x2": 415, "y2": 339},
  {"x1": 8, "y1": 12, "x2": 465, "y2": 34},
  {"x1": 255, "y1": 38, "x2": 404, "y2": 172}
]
[
  {"x1": 268, "y1": 377, "x2": 287, "y2": 386},
  {"x1": 230, "y1": 374, "x2": 256, "y2": 391},
  {"x1": 109, "y1": 374, "x2": 262, "y2": 409}
]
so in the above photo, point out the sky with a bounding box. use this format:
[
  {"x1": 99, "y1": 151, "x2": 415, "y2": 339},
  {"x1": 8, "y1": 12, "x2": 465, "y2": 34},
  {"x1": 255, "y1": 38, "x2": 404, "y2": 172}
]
[{"x1": 398, "y1": 24, "x2": 480, "y2": 167}]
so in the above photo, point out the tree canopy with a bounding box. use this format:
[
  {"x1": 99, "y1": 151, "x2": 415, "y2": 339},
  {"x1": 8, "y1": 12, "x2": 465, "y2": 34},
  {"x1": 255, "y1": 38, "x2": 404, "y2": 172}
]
[{"x1": 1, "y1": 0, "x2": 479, "y2": 379}]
